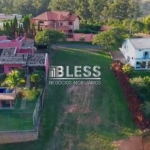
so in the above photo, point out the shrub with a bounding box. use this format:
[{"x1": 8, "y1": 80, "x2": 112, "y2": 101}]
[
  {"x1": 141, "y1": 101, "x2": 150, "y2": 116},
  {"x1": 111, "y1": 60, "x2": 150, "y2": 130},
  {"x1": 129, "y1": 77, "x2": 147, "y2": 92},
  {"x1": 122, "y1": 64, "x2": 134, "y2": 75},
  {"x1": 22, "y1": 88, "x2": 40, "y2": 101},
  {"x1": 74, "y1": 29, "x2": 98, "y2": 34},
  {"x1": 80, "y1": 23, "x2": 101, "y2": 31},
  {"x1": 33, "y1": 70, "x2": 45, "y2": 77},
  {"x1": 143, "y1": 76, "x2": 150, "y2": 93}
]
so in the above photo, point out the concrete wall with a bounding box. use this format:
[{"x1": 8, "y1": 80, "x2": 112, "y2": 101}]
[
  {"x1": 4, "y1": 64, "x2": 23, "y2": 74},
  {"x1": 67, "y1": 33, "x2": 96, "y2": 42},
  {"x1": 0, "y1": 130, "x2": 38, "y2": 144},
  {"x1": 73, "y1": 18, "x2": 79, "y2": 30},
  {"x1": 45, "y1": 53, "x2": 49, "y2": 79},
  {"x1": 0, "y1": 36, "x2": 7, "y2": 41},
  {"x1": 0, "y1": 37, "x2": 25, "y2": 49}
]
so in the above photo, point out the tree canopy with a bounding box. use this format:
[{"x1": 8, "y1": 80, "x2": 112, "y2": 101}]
[
  {"x1": 92, "y1": 28, "x2": 129, "y2": 50},
  {"x1": 0, "y1": 0, "x2": 143, "y2": 22},
  {"x1": 35, "y1": 29, "x2": 66, "y2": 50}
]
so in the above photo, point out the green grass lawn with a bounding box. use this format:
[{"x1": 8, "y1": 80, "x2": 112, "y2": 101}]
[
  {"x1": 132, "y1": 70, "x2": 150, "y2": 78},
  {"x1": 0, "y1": 47, "x2": 139, "y2": 150}
]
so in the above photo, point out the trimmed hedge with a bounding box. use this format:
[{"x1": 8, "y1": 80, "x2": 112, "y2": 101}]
[
  {"x1": 74, "y1": 29, "x2": 98, "y2": 34},
  {"x1": 111, "y1": 60, "x2": 150, "y2": 130}
]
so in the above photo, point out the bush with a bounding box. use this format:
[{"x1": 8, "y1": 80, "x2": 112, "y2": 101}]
[
  {"x1": 80, "y1": 23, "x2": 101, "y2": 31},
  {"x1": 74, "y1": 29, "x2": 98, "y2": 34},
  {"x1": 111, "y1": 60, "x2": 150, "y2": 130},
  {"x1": 142, "y1": 101, "x2": 150, "y2": 116},
  {"x1": 129, "y1": 77, "x2": 147, "y2": 92},
  {"x1": 33, "y1": 70, "x2": 45, "y2": 77},
  {"x1": 122, "y1": 64, "x2": 134, "y2": 75},
  {"x1": 22, "y1": 88, "x2": 40, "y2": 101}
]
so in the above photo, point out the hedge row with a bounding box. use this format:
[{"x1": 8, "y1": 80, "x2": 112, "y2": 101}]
[
  {"x1": 111, "y1": 60, "x2": 150, "y2": 130},
  {"x1": 74, "y1": 29, "x2": 98, "y2": 34}
]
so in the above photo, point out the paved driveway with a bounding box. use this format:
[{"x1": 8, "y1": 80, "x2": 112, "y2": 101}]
[{"x1": 110, "y1": 51, "x2": 127, "y2": 64}]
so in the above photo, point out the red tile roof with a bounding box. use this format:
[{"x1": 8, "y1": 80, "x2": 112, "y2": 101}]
[{"x1": 32, "y1": 11, "x2": 78, "y2": 21}]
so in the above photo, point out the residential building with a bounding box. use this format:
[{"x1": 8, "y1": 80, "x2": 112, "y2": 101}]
[
  {"x1": 120, "y1": 38, "x2": 150, "y2": 70},
  {"x1": 0, "y1": 36, "x2": 49, "y2": 109},
  {"x1": 31, "y1": 11, "x2": 80, "y2": 37}
]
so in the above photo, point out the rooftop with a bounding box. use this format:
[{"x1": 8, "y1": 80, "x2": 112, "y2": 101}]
[
  {"x1": 129, "y1": 38, "x2": 150, "y2": 50},
  {"x1": 32, "y1": 11, "x2": 78, "y2": 21},
  {"x1": 27, "y1": 53, "x2": 46, "y2": 66},
  {"x1": 21, "y1": 40, "x2": 34, "y2": 49},
  {"x1": 0, "y1": 48, "x2": 16, "y2": 57},
  {"x1": 0, "y1": 48, "x2": 46, "y2": 66}
]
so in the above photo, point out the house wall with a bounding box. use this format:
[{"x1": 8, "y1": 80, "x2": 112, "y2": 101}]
[
  {"x1": 20, "y1": 49, "x2": 33, "y2": 53},
  {"x1": 4, "y1": 64, "x2": 23, "y2": 74},
  {"x1": 120, "y1": 39, "x2": 136, "y2": 66},
  {"x1": 73, "y1": 17, "x2": 79, "y2": 30},
  {"x1": 0, "y1": 36, "x2": 7, "y2": 41},
  {"x1": 135, "y1": 48, "x2": 150, "y2": 58},
  {"x1": 0, "y1": 130, "x2": 38, "y2": 144},
  {"x1": 45, "y1": 53, "x2": 49, "y2": 79},
  {"x1": 68, "y1": 33, "x2": 95, "y2": 42},
  {"x1": 0, "y1": 37, "x2": 24, "y2": 49}
]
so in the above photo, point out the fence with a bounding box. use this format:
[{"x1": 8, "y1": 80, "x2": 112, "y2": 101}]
[
  {"x1": 0, "y1": 86, "x2": 46, "y2": 144},
  {"x1": 67, "y1": 33, "x2": 97, "y2": 42}
]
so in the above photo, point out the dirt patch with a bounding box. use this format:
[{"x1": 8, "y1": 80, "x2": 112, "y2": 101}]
[
  {"x1": 142, "y1": 134, "x2": 150, "y2": 150},
  {"x1": 113, "y1": 136, "x2": 143, "y2": 150},
  {"x1": 77, "y1": 112, "x2": 101, "y2": 126},
  {"x1": 47, "y1": 84, "x2": 99, "y2": 150},
  {"x1": 65, "y1": 85, "x2": 94, "y2": 113}
]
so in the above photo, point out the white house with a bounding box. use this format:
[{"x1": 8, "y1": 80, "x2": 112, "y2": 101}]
[{"x1": 120, "y1": 38, "x2": 150, "y2": 70}]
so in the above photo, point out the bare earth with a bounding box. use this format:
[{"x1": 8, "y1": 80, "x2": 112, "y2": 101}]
[{"x1": 46, "y1": 84, "x2": 150, "y2": 150}]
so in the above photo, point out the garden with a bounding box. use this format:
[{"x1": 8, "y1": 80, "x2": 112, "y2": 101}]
[
  {"x1": 111, "y1": 61, "x2": 150, "y2": 130},
  {"x1": 0, "y1": 68, "x2": 45, "y2": 131}
]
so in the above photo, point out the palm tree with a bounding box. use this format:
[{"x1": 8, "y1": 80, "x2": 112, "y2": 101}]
[{"x1": 4, "y1": 70, "x2": 25, "y2": 97}]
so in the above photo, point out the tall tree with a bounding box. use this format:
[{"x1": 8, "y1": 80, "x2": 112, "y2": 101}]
[
  {"x1": 35, "y1": 29, "x2": 66, "y2": 52},
  {"x1": 75, "y1": 0, "x2": 92, "y2": 21},
  {"x1": 49, "y1": 0, "x2": 76, "y2": 13},
  {"x1": 0, "y1": 0, "x2": 14, "y2": 14},
  {"x1": 88, "y1": 0, "x2": 106, "y2": 21},
  {"x1": 102, "y1": 0, "x2": 140, "y2": 20}
]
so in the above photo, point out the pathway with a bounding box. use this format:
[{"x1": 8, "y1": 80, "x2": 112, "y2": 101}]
[{"x1": 20, "y1": 75, "x2": 31, "y2": 109}]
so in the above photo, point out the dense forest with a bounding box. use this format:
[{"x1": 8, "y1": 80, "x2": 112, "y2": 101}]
[{"x1": 0, "y1": 0, "x2": 150, "y2": 22}]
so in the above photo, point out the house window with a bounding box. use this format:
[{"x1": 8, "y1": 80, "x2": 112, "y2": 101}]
[
  {"x1": 68, "y1": 29, "x2": 73, "y2": 33},
  {"x1": 68, "y1": 22, "x2": 73, "y2": 25},
  {"x1": 144, "y1": 51, "x2": 149, "y2": 59},
  {"x1": 60, "y1": 22, "x2": 63, "y2": 26},
  {"x1": 141, "y1": 61, "x2": 146, "y2": 68},
  {"x1": 39, "y1": 21, "x2": 44, "y2": 24},
  {"x1": 136, "y1": 61, "x2": 141, "y2": 68}
]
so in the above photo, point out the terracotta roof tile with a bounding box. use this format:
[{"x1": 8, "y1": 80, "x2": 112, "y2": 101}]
[{"x1": 32, "y1": 11, "x2": 78, "y2": 21}]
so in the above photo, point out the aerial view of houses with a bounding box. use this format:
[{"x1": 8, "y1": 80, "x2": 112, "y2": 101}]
[{"x1": 1, "y1": 0, "x2": 150, "y2": 150}]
